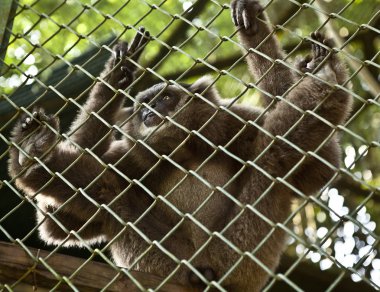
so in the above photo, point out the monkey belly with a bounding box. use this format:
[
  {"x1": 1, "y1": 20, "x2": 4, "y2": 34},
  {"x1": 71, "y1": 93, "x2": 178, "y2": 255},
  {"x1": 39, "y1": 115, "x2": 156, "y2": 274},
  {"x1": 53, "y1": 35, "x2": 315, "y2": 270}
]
[
  {"x1": 144, "y1": 157, "x2": 238, "y2": 254},
  {"x1": 160, "y1": 160, "x2": 235, "y2": 223}
]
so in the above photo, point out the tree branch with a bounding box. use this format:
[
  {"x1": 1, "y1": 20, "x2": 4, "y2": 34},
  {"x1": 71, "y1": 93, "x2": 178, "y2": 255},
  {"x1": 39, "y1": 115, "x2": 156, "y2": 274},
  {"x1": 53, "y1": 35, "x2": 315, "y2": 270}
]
[{"x1": 145, "y1": 0, "x2": 209, "y2": 70}]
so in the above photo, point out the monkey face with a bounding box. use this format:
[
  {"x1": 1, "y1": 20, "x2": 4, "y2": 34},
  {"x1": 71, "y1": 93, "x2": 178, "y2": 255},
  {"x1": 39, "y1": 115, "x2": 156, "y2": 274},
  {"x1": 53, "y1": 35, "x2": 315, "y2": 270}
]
[
  {"x1": 129, "y1": 76, "x2": 216, "y2": 140},
  {"x1": 140, "y1": 94, "x2": 179, "y2": 127},
  {"x1": 135, "y1": 84, "x2": 191, "y2": 128}
]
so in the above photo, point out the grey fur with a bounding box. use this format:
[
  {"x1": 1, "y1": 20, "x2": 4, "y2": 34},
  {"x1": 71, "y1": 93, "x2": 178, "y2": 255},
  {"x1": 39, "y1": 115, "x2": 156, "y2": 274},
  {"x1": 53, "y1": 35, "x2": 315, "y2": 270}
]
[{"x1": 8, "y1": 2, "x2": 352, "y2": 291}]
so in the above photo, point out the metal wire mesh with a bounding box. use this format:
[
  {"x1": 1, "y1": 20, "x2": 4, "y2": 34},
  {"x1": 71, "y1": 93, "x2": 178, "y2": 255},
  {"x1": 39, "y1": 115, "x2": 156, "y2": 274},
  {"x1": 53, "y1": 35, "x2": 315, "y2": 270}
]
[{"x1": 0, "y1": 0, "x2": 379, "y2": 291}]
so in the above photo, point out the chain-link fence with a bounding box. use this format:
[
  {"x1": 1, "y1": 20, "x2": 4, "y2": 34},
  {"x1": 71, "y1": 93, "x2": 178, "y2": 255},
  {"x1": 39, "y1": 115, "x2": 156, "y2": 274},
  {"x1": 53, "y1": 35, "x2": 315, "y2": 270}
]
[{"x1": 0, "y1": 0, "x2": 379, "y2": 291}]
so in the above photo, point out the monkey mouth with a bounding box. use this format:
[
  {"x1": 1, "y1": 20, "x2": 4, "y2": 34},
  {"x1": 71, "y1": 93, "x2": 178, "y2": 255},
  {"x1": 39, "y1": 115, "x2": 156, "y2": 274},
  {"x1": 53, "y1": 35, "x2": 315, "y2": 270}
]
[{"x1": 142, "y1": 111, "x2": 162, "y2": 127}]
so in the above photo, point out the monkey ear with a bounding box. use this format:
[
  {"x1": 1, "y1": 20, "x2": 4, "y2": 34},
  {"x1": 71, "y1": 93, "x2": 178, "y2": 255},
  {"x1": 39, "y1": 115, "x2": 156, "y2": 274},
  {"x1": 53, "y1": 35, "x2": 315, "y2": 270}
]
[{"x1": 189, "y1": 76, "x2": 214, "y2": 94}]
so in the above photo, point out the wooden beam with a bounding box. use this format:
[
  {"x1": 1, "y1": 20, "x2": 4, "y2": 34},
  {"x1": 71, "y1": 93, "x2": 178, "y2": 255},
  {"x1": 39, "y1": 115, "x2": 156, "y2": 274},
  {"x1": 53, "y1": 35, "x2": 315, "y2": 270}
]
[{"x1": 0, "y1": 241, "x2": 193, "y2": 291}]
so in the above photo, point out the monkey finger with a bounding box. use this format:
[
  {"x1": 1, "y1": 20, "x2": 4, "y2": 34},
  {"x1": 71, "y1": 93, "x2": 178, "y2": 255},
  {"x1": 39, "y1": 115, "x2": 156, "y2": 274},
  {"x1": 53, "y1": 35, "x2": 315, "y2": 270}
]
[
  {"x1": 45, "y1": 114, "x2": 60, "y2": 131},
  {"x1": 323, "y1": 38, "x2": 334, "y2": 49},
  {"x1": 242, "y1": 9, "x2": 251, "y2": 30},
  {"x1": 310, "y1": 32, "x2": 316, "y2": 42},
  {"x1": 115, "y1": 47, "x2": 121, "y2": 61},
  {"x1": 304, "y1": 55, "x2": 313, "y2": 63},
  {"x1": 317, "y1": 39, "x2": 327, "y2": 56},
  {"x1": 120, "y1": 66, "x2": 131, "y2": 72},
  {"x1": 314, "y1": 56, "x2": 325, "y2": 69},
  {"x1": 236, "y1": 2, "x2": 245, "y2": 29},
  {"x1": 113, "y1": 42, "x2": 129, "y2": 67},
  {"x1": 140, "y1": 30, "x2": 150, "y2": 48},
  {"x1": 130, "y1": 31, "x2": 150, "y2": 62},
  {"x1": 322, "y1": 46, "x2": 329, "y2": 58},
  {"x1": 231, "y1": 1, "x2": 238, "y2": 27},
  {"x1": 131, "y1": 30, "x2": 150, "y2": 62},
  {"x1": 129, "y1": 26, "x2": 149, "y2": 57},
  {"x1": 311, "y1": 31, "x2": 321, "y2": 41},
  {"x1": 311, "y1": 32, "x2": 319, "y2": 47},
  {"x1": 21, "y1": 108, "x2": 41, "y2": 131},
  {"x1": 313, "y1": 40, "x2": 322, "y2": 58},
  {"x1": 313, "y1": 32, "x2": 326, "y2": 57},
  {"x1": 38, "y1": 113, "x2": 51, "y2": 123},
  {"x1": 129, "y1": 27, "x2": 145, "y2": 54},
  {"x1": 311, "y1": 42, "x2": 316, "y2": 58},
  {"x1": 320, "y1": 42, "x2": 328, "y2": 57},
  {"x1": 322, "y1": 39, "x2": 332, "y2": 57},
  {"x1": 31, "y1": 107, "x2": 47, "y2": 122},
  {"x1": 30, "y1": 109, "x2": 39, "y2": 122},
  {"x1": 35, "y1": 109, "x2": 57, "y2": 130},
  {"x1": 21, "y1": 116, "x2": 32, "y2": 129},
  {"x1": 311, "y1": 35, "x2": 319, "y2": 56},
  {"x1": 113, "y1": 42, "x2": 128, "y2": 59},
  {"x1": 120, "y1": 66, "x2": 134, "y2": 79},
  {"x1": 118, "y1": 76, "x2": 132, "y2": 88},
  {"x1": 315, "y1": 44, "x2": 321, "y2": 58},
  {"x1": 297, "y1": 55, "x2": 312, "y2": 72}
]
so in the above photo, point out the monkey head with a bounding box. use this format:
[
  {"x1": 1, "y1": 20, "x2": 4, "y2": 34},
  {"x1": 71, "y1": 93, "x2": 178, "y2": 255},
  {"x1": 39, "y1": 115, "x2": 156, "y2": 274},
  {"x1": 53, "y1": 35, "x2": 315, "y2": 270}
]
[{"x1": 127, "y1": 76, "x2": 220, "y2": 142}]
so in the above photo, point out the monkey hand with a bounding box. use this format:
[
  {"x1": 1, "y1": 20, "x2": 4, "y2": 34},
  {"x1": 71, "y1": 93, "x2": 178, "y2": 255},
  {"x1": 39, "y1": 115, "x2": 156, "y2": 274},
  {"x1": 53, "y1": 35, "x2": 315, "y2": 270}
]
[
  {"x1": 231, "y1": 0, "x2": 267, "y2": 35},
  {"x1": 107, "y1": 27, "x2": 150, "y2": 89},
  {"x1": 297, "y1": 32, "x2": 337, "y2": 83},
  {"x1": 11, "y1": 108, "x2": 60, "y2": 168}
]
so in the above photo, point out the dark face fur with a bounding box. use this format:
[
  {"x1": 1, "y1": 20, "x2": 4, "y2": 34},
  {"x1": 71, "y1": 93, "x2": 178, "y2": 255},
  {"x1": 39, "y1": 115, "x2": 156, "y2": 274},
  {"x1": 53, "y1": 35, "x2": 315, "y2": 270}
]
[
  {"x1": 134, "y1": 83, "x2": 190, "y2": 128},
  {"x1": 130, "y1": 77, "x2": 216, "y2": 139}
]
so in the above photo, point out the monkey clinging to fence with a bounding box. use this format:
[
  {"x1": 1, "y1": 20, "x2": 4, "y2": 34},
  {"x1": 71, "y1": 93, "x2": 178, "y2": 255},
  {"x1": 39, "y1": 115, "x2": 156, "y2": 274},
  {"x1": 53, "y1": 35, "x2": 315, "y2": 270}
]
[{"x1": 8, "y1": 0, "x2": 352, "y2": 290}]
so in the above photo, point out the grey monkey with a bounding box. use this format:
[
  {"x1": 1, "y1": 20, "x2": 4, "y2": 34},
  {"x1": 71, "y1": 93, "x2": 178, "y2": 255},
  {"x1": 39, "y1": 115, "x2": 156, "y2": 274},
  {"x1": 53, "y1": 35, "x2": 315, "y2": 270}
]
[{"x1": 8, "y1": 1, "x2": 352, "y2": 290}]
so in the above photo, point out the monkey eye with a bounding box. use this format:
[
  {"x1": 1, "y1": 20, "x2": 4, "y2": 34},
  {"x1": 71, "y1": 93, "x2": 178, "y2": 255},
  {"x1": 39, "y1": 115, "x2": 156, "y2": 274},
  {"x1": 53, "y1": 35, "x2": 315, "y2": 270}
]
[{"x1": 163, "y1": 96, "x2": 171, "y2": 101}]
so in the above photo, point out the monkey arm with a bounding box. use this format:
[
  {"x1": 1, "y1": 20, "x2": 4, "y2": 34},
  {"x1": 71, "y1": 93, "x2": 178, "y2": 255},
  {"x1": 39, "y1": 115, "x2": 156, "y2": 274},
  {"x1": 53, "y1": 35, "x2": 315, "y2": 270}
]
[
  {"x1": 8, "y1": 110, "x2": 139, "y2": 246},
  {"x1": 8, "y1": 108, "x2": 120, "y2": 208},
  {"x1": 231, "y1": 0, "x2": 296, "y2": 107},
  {"x1": 68, "y1": 28, "x2": 150, "y2": 156},
  {"x1": 100, "y1": 139, "x2": 160, "y2": 181},
  {"x1": 67, "y1": 78, "x2": 125, "y2": 156},
  {"x1": 255, "y1": 73, "x2": 351, "y2": 180},
  {"x1": 7, "y1": 109, "x2": 123, "y2": 227},
  {"x1": 9, "y1": 141, "x2": 125, "y2": 246},
  {"x1": 9, "y1": 141, "x2": 110, "y2": 247},
  {"x1": 9, "y1": 139, "x2": 121, "y2": 207},
  {"x1": 254, "y1": 32, "x2": 351, "y2": 181}
]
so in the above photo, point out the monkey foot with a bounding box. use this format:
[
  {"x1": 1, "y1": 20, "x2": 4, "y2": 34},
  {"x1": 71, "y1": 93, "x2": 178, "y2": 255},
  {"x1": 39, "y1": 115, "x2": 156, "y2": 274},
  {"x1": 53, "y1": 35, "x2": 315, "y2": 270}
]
[
  {"x1": 231, "y1": 0, "x2": 264, "y2": 35},
  {"x1": 298, "y1": 32, "x2": 335, "y2": 73}
]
